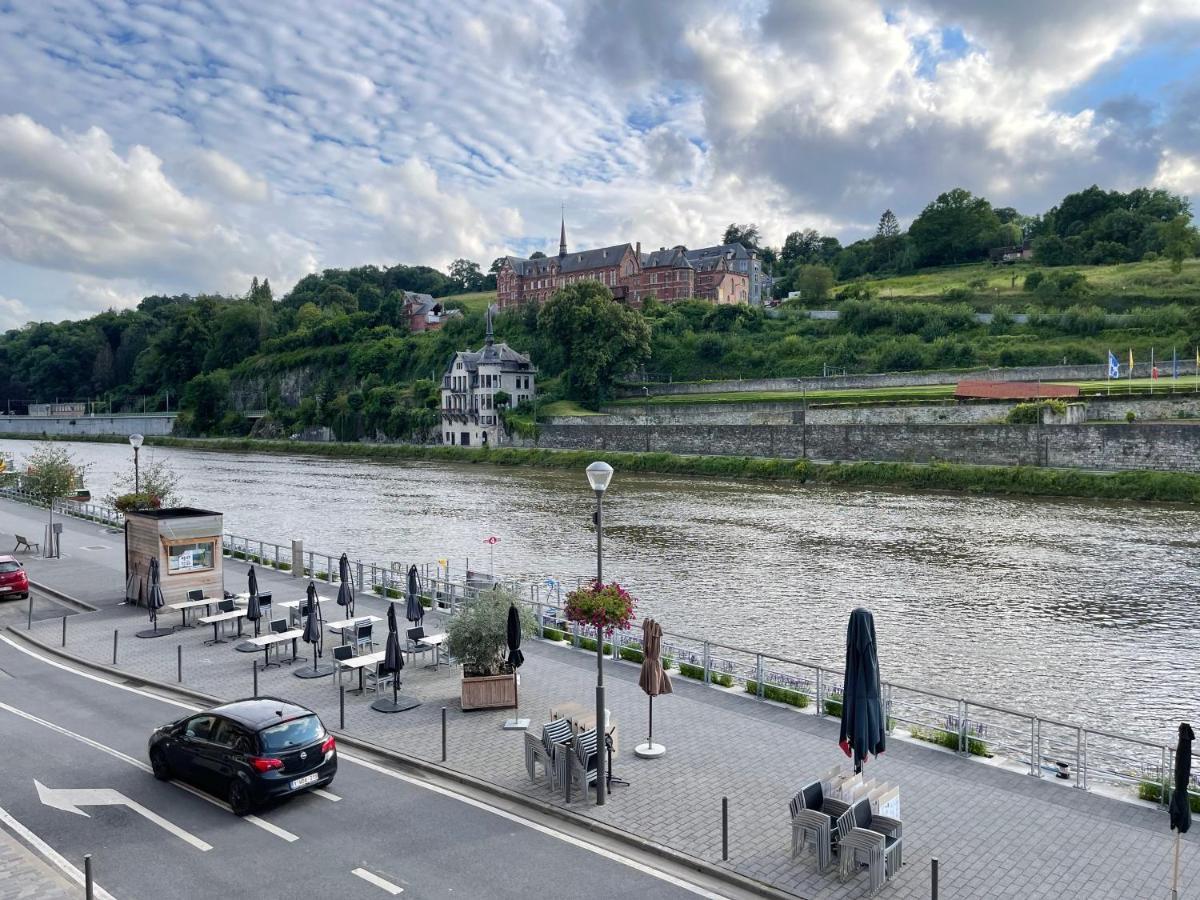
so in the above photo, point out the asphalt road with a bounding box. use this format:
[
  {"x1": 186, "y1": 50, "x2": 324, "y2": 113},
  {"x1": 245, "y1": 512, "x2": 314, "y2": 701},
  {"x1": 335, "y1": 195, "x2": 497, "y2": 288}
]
[{"x1": 0, "y1": 627, "x2": 726, "y2": 900}]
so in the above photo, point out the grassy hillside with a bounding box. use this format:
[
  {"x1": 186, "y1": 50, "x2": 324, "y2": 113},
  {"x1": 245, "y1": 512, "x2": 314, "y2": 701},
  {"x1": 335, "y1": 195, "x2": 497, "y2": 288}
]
[{"x1": 444, "y1": 291, "x2": 497, "y2": 312}]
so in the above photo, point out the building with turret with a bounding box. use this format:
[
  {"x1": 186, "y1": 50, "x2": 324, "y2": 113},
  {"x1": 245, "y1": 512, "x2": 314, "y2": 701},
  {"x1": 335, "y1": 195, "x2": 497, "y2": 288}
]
[{"x1": 439, "y1": 309, "x2": 536, "y2": 447}]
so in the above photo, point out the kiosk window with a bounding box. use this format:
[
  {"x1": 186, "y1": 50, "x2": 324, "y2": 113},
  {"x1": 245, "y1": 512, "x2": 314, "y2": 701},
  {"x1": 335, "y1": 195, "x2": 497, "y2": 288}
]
[{"x1": 167, "y1": 541, "x2": 215, "y2": 573}]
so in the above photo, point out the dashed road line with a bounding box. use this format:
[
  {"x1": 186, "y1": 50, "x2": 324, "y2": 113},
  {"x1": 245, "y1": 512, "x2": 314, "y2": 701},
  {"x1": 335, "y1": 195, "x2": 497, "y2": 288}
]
[
  {"x1": 352, "y1": 867, "x2": 404, "y2": 894},
  {"x1": 312, "y1": 788, "x2": 341, "y2": 802}
]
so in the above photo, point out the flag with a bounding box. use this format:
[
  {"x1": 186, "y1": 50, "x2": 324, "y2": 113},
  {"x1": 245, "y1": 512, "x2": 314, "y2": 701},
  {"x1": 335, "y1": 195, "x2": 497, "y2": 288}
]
[
  {"x1": 1129, "y1": 348, "x2": 1134, "y2": 378},
  {"x1": 1107, "y1": 351, "x2": 1120, "y2": 379},
  {"x1": 437, "y1": 558, "x2": 447, "y2": 568}
]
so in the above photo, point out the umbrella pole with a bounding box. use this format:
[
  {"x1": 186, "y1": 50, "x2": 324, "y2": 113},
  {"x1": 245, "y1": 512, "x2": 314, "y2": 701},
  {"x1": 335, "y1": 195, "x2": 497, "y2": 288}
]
[
  {"x1": 648, "y1": 695, "x2": 653, "y2": 744},
  {"x1": 1172, "y1": 831, "x2": 1180, "y2": 900}
]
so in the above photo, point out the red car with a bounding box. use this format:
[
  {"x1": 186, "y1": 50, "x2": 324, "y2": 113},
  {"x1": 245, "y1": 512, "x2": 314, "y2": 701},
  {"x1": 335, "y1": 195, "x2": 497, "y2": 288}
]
[{"x1": 0, "y1": 555, "x2": 29, "y2": 600}]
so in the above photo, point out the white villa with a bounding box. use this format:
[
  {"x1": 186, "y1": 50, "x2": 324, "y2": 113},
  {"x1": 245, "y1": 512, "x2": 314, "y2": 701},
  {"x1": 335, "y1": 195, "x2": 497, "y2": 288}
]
[{"x1": 440, "y1": 310, "x2": 536, "y2": 447}]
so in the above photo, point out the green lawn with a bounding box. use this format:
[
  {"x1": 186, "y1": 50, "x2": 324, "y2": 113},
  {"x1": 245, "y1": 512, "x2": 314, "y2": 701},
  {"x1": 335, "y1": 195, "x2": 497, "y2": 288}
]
[
  {"x1": 860, "y1": 258, "x2": 1200, "y2": 300},
  {"x1": 538, "y1": 400, "x2": 603, "y2": 417},
  {"x1": 443, "y1": 291, "x2": 497, "y2": 312}
]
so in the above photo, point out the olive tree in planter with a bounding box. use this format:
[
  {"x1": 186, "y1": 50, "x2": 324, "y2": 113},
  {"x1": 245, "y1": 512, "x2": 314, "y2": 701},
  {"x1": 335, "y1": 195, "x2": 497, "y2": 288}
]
[{"x1": 446, "y1": 589, "x2": 536, "y2": 710}]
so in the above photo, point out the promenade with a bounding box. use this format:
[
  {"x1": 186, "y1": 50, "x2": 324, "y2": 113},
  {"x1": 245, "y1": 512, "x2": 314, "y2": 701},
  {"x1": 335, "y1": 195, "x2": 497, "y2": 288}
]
[{"x1": 2, "y1": 498, "x2": 1196, "y2": 900}]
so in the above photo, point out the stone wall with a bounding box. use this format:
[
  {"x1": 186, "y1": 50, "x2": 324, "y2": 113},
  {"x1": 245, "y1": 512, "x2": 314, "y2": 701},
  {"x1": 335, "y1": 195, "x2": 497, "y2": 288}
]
[
  {"x1": 537, "y1": 421, "x2": 1200, "y2": 473},
  {"x1": 0, "y1": 414, "x2": 176, "y2": 437}
]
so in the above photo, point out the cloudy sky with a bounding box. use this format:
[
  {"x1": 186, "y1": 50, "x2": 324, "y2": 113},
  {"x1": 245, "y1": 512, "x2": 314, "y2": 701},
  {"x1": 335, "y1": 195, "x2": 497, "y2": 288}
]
[{"x1": 2, "y1": 0, "x2": 1200, "y2": 325}]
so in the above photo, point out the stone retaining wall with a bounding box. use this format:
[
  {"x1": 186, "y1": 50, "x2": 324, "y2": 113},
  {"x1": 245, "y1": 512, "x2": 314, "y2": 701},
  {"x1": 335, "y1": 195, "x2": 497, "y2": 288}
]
[{"x1": 0, "y1": 414, "x2": 176, "y2": 437}]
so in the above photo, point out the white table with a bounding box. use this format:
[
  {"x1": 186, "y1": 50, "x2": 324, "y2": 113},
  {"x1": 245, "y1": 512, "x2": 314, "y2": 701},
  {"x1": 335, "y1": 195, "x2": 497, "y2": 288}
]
[
  {"x1": 337, "y1": 650, "x2": 385, "y2": 694},
  {"x1": 415, "y1": 632, "x2": 448, "y2": 670},
  {"x1": 279, "y1": 595, "x2": 336, "y2": 626},
  {"x1": 198, "y1": 609, "x2": 245, "y2": 645},
  {"x1": 246, "y1": 629, "x2": 304, "y2": 669},
  {"x1": 166, "y1": 597, "x2": 217, "y2": 629},
  {"x1": 327, "y1": 616, "x2": 382, "y2": 646}
]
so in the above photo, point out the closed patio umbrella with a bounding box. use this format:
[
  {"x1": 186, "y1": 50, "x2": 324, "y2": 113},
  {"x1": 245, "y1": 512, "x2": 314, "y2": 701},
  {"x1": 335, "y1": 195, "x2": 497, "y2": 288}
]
[
  {"x1": 371, "y1": 604, "x2": 419, "y2": 712},
  {"x1": 295, "y1": 581, "x2": 335, "y2": 678},
  {"x1": 136, "y1": 557, "x2": 173, "y2": 638},
  {"x1": 235, "y1": 565, "x2": 262, "y2": 653},
  {"x1": 336, "y1": 553, "x2": 355, "y2": 618},
  {"x1": 635, "y1": 618, "x2": 672, "y2": 758},
  {"x1": 405, "y1": 564, "x2": 423, "y2": 626},
  {"x1": 838, "y1": 607, "x2": 886, "y2": 773},
  {"x1": 1170, "y1": 722, "x2": 1193, "y2": 900}
]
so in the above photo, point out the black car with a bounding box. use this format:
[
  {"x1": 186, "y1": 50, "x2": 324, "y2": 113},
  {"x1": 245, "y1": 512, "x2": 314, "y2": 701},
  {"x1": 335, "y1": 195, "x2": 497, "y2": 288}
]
[{"x1": 148, "y1": 697, "x2": 336, "y2": 815}]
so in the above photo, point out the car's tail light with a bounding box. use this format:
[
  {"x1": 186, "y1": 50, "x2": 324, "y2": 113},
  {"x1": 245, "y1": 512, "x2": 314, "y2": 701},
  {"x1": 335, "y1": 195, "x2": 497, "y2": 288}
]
[
  {"x1": 248, "y1": 756, "x2": 283, "y2": 773},
  {"x1": 321, "y1": 735, "x2": 336, "y2": 754}
]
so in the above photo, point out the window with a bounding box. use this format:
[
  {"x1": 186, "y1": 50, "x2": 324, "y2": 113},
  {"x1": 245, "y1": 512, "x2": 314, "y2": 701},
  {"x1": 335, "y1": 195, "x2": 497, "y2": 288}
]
[
  {"x1": 0, "y1": 561, "x2": 20, "y2": 574},
  {"x1": 650, "y1": 273, "x2": 657, "y2": 285},
  {"x1": 259, "y1": 715, "x2": 325, "y2": 752},
  {"x1": 184, "y1": 715, "x2": 217, "y2": 741},
  {"x1": 167, "y1": 541, "x2": 215, "y2": 574}
]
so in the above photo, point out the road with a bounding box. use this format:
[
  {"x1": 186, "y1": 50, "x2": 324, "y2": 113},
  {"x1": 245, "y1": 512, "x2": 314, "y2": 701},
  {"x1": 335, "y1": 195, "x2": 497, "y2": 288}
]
[{"x1": 0, "y1": 613, "x2": 731, "y2": 900}]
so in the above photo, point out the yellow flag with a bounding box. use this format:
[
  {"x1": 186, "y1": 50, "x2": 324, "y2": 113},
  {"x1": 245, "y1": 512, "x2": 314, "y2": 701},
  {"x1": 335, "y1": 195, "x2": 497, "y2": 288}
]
[
  {"x1": 1129, "y1": 348, "x2": 1134, "y2": 377},
  {"x1": 437, "y1": 558, "x2": 448, "y2": 568}
]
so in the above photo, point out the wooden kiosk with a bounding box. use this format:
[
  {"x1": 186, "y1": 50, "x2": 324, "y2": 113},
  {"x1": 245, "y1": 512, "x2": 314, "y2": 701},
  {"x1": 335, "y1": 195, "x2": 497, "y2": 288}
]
[{"x1": 125, "y1": 507, "x2": 224, "y2": 606}]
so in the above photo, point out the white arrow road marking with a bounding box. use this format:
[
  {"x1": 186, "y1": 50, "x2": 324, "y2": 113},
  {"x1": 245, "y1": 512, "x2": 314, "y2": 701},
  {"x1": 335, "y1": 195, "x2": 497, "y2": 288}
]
[
  {"x1": 352, "y1": 867, "x2": 404, "y2": 894},
  {"x1": 0, "y1": 803, "x2": 119, "y2": 900},
  {"x1": 0, "y1": 701, "x2": 297, "y2": 842},
  {"x1": 35, "y1": 780, "x2": 212, "y2": 851}
]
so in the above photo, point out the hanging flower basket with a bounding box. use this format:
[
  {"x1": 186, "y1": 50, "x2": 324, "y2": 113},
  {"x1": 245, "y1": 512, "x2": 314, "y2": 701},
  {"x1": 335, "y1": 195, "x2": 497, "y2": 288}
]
[{"x1": 564, "y1": 581, "x2": 637, "y2": 635}]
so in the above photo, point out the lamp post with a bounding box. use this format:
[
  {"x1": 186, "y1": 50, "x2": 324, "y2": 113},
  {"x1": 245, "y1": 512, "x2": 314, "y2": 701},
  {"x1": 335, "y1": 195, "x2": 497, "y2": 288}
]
[
  {"x1": 129, "y1": 433, "x2": 143, "y2": 495},
  {"x1": 585, "y1": 460, "x2": 614, "y2": 806}
]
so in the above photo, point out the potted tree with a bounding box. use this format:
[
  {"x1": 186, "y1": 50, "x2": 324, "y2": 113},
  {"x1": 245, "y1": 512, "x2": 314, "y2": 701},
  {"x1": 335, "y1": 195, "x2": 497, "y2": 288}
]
[{"x1": 446, "y1": 589, "x2": 535, "y2": 710}]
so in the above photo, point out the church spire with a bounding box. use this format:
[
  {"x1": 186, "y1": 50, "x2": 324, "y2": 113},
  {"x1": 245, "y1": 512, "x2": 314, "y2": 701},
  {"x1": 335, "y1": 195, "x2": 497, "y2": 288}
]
[
  {"x1": 558, "y1": 205, "x2": 567, "y2": 257},
  {"x1": 485, "y1": 303, "x2": 495, "y2": 346}
]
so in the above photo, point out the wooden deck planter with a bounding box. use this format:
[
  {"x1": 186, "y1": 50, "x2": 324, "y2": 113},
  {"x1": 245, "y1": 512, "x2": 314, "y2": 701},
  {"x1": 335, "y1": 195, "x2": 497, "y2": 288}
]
[{"x1": 460, "y1": 672, "x2": 518, "y2": 710}]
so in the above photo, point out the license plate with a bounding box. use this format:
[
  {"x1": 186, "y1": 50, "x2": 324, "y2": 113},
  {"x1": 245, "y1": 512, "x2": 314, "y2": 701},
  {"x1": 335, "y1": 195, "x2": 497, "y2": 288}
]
[{"x1": 289, "y1": 773, "x2": 319, "y2": 790}]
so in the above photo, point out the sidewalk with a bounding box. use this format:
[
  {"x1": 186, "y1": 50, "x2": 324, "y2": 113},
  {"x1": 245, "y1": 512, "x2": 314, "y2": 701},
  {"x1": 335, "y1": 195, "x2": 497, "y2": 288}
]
[
  {"x1": 0, "y1": 823, "x2": 75, "y2": 899},
  {"x1": 5, "y1": 498, "x2": 1196, "y2": 900}
]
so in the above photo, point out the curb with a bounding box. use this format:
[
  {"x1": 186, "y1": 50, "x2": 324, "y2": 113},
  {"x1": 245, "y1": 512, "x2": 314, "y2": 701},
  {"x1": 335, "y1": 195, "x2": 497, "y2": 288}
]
[
  {"x1": 4, "y1": 624, "x2": 801, "y2": 900},
  {"x1": 29, "y1": 580, "x2": 98, "y2": 613}
]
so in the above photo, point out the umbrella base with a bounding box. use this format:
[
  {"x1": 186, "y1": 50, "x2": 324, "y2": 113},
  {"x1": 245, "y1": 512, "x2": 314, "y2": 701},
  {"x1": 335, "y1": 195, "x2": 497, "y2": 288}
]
[
  {"x1": 135, "y1": 627, "x2": 175, "y2": 639},
  {"x1": 634, "y1": 741, "x2": 666, "y2": 759},
  {"x1": 294, "y1": 664, "x2": 336, "y2": 679},
  {"x1": 370, "y1": 695, "x2": 421, "y2": 713},
  {"x1": 234, "y1": 641, "x2": 260, "y2": 653}
]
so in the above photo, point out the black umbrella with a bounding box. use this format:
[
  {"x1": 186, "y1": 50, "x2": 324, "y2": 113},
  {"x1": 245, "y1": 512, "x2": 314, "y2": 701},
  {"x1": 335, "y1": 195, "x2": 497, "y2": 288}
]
[
  {"x1": 838, "y1": 607, "x2": 886, "y2": 773},
  {"x1": 506, "y1": 604, "x2": 524, "y2": 670},
  {"x1": 405, "y1": 564, "x2": 423, "y2": 626},
  {"x1": 235, "y1": 565, "x2": 262, "y2": 652},
  {"x1": 295, "y1": 581, "x2": 335, "y2": 678},
  {"x1": 136, "y1": 557, "x2": 173, "y2": 638},
  {"x1": 372, "y1": 604, "x2": 417, "y2": 712},
  {"x1": 1170, "y1": 722, "x2": 1193, "y2": 900},
  {"x1": 336, "y1": 553, "x2": 355, "y2": 618}
]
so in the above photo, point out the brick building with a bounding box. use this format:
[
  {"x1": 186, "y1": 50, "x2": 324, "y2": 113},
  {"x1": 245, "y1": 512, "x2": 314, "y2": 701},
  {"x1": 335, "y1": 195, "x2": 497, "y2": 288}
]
[{"x1": 495, "y1": 218, "x2": 749, "y2": 310}]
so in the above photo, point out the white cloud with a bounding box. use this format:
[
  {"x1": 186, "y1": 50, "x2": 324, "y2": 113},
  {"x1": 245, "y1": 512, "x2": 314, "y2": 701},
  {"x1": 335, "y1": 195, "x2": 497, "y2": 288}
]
[
  {"x1": 0, "y1": 294, "x2": 30, "y2": 329},
  {"x1": 187, "y1": 149, "x2": 269, "y2": 203}
]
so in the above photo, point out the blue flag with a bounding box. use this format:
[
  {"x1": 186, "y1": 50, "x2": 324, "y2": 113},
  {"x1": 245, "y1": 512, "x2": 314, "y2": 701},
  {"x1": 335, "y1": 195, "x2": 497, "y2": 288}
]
[{"x1": 1107, "y1": 351, "x2": 1120, "y2": 379}]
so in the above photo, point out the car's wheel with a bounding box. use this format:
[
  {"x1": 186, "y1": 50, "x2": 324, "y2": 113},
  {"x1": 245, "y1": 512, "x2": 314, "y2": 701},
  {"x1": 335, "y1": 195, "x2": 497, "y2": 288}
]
[
  {"x1": 228, "y1": 779, "x2": 254, "y2": 816},
  {"x1": 149, "y1": 749, "x2": 171, "y2": 781}
]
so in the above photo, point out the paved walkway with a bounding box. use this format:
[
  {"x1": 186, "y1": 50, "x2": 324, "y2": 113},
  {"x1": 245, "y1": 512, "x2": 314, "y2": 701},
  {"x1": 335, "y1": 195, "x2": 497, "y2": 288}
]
[
  {"x1": 2, "y1": 498, "x2": 1197, "y2": 900},
  {"x1": 0, "y1": 824, "x2": 75, "y2": 900}
]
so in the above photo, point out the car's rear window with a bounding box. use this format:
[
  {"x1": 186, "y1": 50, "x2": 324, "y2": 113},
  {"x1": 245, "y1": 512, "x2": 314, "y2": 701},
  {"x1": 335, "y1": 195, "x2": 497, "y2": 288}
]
[
  {"x1": 258, "y1": 715, "x2": 323, "y2": 751},
  {"x1": 0, "y1": 562, "x2": 21, "y2": 574}
]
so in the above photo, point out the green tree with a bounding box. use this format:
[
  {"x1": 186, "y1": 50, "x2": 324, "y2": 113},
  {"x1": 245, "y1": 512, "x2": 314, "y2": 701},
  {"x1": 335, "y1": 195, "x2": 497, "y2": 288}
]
[
  {"x1": 537, "y1": 281, "x2": 651, "y2": 404},
  {"x1": 182, "y1": 371, "x2": 232, "y2": 434},
  {"x1": 876, "y1": 209, "x2": 900, "y2": 238},
  {"x1": 105, "y1": 457, "x2": 183, "y2": 511},
  {"x1": 722, "y1": 223, "x2": 761, "y2": 249},
  {"x1": 796, "y1": 265, "x2": 835, "y2": 301},
  {"x1": 24, "y1": 443, "x2": 87, "y2": 552},
  {"x1": 448, "y1": 258, "x2": 485, "y2": 292},
  {"x1": 1161, "y1": 215, "x2": 1199, "y2": 274},
  {"x1": 782, "y1": 228, "x2": 822, "y2": 265},
  {"x1": 908, "y1": 188, "x2": 1002, "y2": 266}
]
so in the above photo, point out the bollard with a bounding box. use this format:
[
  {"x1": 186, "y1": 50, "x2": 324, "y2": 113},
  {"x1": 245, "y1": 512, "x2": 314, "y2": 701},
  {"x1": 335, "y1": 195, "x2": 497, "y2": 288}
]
[
  {"x1": 722, "y1": 796, "x2": 729, "y2": 860},
  {"x1": 112, "y1": 630, "x2": 118, "y2": 665},
  {"x1": 252, "y1": 661, "x2": 258, "y2": 698},
  {"x1": 177, "y1": 645, "x2": 182, "y2": 683},
  {"x1": 62, "y1": 615, "x2": 67, "y2": 647},
  {"x1": 931, "y1": 858, "x2": 938, "y2": 899},
  {"x1": 27, "y1": 594, "x2": 32, "y2": 629},
  {"x1": 339, "y1": 686, "x2": 345, "y2": 730},
  {"x1": 441, "y1": 707, "x2": 447, "y2": 762},
  {"x1": 84, "y1": 853, "x2": 94, "y2": 900}
]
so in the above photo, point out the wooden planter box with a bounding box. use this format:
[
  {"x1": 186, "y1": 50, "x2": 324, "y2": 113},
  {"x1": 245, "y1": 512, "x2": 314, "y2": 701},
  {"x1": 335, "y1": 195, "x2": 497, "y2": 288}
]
[{"x1": 461, "y1": 672, "x2": 518, "y2": 710}]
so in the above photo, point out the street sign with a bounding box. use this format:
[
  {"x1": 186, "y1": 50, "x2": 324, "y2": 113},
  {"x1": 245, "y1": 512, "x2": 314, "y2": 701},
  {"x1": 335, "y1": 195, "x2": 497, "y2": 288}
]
[{"x1": 35, "y1": 780, "x2": 212, "y2": 851}]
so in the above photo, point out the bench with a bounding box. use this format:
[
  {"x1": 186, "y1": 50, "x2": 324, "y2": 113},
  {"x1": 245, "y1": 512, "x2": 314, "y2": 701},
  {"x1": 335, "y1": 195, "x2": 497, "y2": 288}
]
[{"x1": 13, "y1": 534, "x2": 39, "y2": 554}]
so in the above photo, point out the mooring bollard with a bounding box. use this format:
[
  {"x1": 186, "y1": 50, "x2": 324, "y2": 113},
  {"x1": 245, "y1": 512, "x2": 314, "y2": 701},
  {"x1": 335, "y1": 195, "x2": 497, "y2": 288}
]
[
  {"x1": 177, "y1": 644, "x2": 182, "y2": 683},
  {"x1": 252, "y1": 661, "x2": 258, "y2": 698},
  {"x1": 722, "y1": 796, "x2": 729, "y2": 861},
  {"x1": 931, "y1": 858, "x2": 939, "y2": 899},
  {"x1": 339, "y1": 686, "x2": 345, "y2": 730},
  {"x1": 441, "y1": 706, "x2": 447, "y2": 762},
  {"x1": 62, "y1": 615, "x2": 67, "y2": 647},
  {"x1": 84, "y1": 853, "x2": 94, "y2": 900},
  {"x1": 112, "y1": 630, "x2": 118, "y2": 665}
]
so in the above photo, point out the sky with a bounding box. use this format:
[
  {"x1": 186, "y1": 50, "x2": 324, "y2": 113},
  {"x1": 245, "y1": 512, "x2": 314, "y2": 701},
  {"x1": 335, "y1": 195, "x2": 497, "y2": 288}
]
[{"x1": 2, "y1": 0, "x2": 1200, "y2": 326}]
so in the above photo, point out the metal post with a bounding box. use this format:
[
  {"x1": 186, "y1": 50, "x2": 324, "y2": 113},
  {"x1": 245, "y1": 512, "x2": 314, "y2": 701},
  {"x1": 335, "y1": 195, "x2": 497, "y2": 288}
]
[
  {"x1": 327, "y1": 555, "x2": 332, "y2": 582},
  {"x1": 1030, "y1": 718, "x2": 1038, "y2": 775},
  {"x1": 62, "y1": 615, "x2": 67, "y2": 646},
  {"x1": 27, "y1": 594, "x2": 32, "y2": 629},
  {"x1": 252, "y1": 661, "x2": 258, "y2": 698},
  {"x1": 702, "y1": 641, "x2": 711, "y2": 684},
  {"x1": 441, "y1": 706, "x2": 447, "y2": 761},
  {"x1": 1079, "y1": 730, "x2": 1088, "y2": 790},
  {"x1": 815, "y1": 668, "x2": 823, "y2": 717},
  {"x1": 1035, "y1": 718, "x2": 1043, "y2": 778},
  {"x1": 931, "y1": 858, "x2": 938, "y2": 900},
  {"x1": 112, "y1": 630, "x2": 118, "y2": 665},
  {"x1": 594, "y1": 489, "x2": 606, "y2": 806},
  {"x1": 754, "y1": 654, "x2": 764, "y2": 698},
  {"x1": 721, "y1": 796, "x2": 729, "y2": 860},
  {"x1": 340, "y1": 686, "x2": 345, "y2": 730},
  {"x1": 85, "y1": 854, "x2": 94, "y2": 900}
]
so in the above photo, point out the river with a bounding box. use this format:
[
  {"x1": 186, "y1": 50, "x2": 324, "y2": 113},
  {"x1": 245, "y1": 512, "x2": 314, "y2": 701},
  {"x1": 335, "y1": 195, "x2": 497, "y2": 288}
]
[{"x1": 6, "y1": 438, "x2": 1197, "y2": 742}]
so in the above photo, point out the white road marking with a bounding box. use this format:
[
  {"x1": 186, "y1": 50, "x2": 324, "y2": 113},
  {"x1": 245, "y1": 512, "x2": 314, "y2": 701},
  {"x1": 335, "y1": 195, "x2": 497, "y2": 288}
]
[
  {"x1": 1, "y1": 635, "x2": 727, "y2": 897},
  {"x1": 0, "y1": 701, "x2": 298, "y2": 843},
  {"x1": 312, "y1": 788, "x2": 341, "y2": 801},
  {"x1": 351, "y1": 867, "x2": 404, "y2": 894},
  {"x1": 0, "y1": 802, "x2": 119, "y2": 900},
  {"x1": 35, "y1": 781, "x2": 212, "y2": 851}
]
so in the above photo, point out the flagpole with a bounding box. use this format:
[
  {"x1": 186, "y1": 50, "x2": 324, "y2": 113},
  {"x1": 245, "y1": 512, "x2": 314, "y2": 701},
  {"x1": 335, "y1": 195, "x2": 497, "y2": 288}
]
[{"x1": 1151, "y1": 347, "x2": 1155, "y2": 395}]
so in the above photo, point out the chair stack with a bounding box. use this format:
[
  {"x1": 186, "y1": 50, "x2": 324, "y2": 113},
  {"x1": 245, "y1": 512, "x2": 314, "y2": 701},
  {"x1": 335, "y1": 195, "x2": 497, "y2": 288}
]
[
  {"x1": 837, "y1": 798, "x2": 903, "y2": 894},
  {"x1": 525, "y1": 718, "x2": 573, "y2": 784},
  {"x1": 556, "y1": 729, "x2": 598, "y2": 802}
]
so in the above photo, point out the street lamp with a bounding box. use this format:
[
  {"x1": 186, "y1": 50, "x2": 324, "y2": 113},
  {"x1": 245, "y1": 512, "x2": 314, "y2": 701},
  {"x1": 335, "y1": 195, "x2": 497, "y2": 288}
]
[
  {"x1": 129, "y1": 433, "x2": 143, "y2": 495},
  {"x1": 585, "y1": 460, "x2": 613, "y2": 806}
]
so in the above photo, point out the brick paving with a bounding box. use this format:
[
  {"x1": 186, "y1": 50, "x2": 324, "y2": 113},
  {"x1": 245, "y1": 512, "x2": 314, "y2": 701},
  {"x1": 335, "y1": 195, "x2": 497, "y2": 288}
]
[
  {"x1": 6, "y1": 499, "x2": 1199, "y2": 899},
  {"x1": 0, "y1": 827, "x2": 74, "y2": 900}
]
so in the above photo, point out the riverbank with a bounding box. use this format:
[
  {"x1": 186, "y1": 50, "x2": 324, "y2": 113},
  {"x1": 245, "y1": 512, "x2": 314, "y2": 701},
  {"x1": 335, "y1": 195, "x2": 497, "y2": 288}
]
[{"x1": 9, "y1": 432, "x2": 1200, "y2": 503}]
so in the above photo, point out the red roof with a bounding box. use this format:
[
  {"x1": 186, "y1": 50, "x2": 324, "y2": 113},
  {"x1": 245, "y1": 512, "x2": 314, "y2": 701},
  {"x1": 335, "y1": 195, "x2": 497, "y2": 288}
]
[{"x1": 955, "y1": 381, "x2": 1080, "y2": 400}]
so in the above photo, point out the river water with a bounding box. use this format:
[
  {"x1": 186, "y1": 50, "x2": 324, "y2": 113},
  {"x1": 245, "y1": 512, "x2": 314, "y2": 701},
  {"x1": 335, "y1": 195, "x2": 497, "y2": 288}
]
[{"x1": 7, "y1": 439, "x2": 1198, "y2": 741}]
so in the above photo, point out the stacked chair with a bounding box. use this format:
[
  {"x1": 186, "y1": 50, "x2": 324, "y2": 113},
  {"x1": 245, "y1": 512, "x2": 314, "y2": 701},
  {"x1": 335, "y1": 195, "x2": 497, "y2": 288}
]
[{"x1": 524, "y1": 720, "x2": 600, "y2": 802}]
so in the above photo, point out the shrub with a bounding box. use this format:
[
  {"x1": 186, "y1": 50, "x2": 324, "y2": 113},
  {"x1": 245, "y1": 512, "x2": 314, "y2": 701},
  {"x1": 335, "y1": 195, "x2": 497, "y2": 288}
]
[
  {"x1": 619, "y1": 646, "x2": 644, "y2": 663},
  {"x1": 578, "y1": 636, "x2": 613, "y2": 654},
  {"x1": 1023, "y1": 271, "x2": 1044, "y2": 291},
  {"x1": 677, "y1": 662, "x2": 734, "y2": 687},
  {"x1": 1139, "y1": 781, "x2": 1200, "y2": 812},
  {"x1": 445, "y1": 588, "x2": 536, "y2": 677},
  {"x1": 910, "y1": 724, "x2": 988, "y2": 756},
  {"x1": 662, "y1": 655, "x2": 674, "y2": 671},
  {"x1": 1007, "y1": 399, "x2": 1068, "y2": 424},
  {"x1": 1126, "y1": 410, "x2": 1137, "y2": 423},
  {"x1": 745, "y1": 679, "x2": 809, "y2": 708},
  {"x1": 824, "y1": 698, "x2": 843, "y2": 718},
  {"x1": 542, "y1": 626, "x2": 565, "y2": 641}
]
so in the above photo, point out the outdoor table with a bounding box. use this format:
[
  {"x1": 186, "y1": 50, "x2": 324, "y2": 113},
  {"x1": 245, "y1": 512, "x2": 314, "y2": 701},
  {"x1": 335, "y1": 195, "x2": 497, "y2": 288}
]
[
  {"x1": 167, "y1": 597, "x2": 217, "y2": 629},
  {"x1": 279, "y1": 594, "x2": 335, "y2": 627},
  {"x1": 198, "y1": 610, "x2": 246, "y2": 645},
  {"x1": 415, "y1": 632, "x2": 447, "y2": 670},
  {"x1": 550, "y1": 702, "x2": 618, "y2": 752},
  {"x1": 337, "y1": 650, "x2": 385, "y2": 694},
  {"x1": 247, "y1": 629, "x2": 304, "y2": 669},
  {"x1": 327, "y1": 615, "x2": 383, "y2": 646}
]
